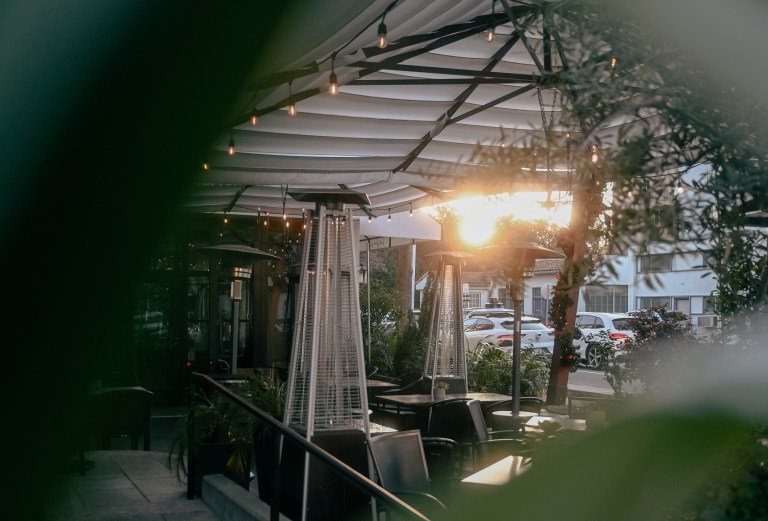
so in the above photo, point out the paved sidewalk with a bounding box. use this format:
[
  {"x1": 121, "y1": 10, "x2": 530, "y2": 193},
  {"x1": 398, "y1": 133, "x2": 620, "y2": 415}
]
[{"x1": 45, "y1": 450, "x2": 217, "y2": 521}]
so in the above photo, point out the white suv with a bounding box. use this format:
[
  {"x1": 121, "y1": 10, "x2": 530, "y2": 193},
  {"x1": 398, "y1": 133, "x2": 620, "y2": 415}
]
[{"x1": 573, "y1": 312, "x2": 638, "y2": 368}]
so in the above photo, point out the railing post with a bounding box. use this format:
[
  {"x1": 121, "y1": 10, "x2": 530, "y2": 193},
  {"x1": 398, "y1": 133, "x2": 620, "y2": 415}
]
[
  {"x1": 270, "y1": 432, "x2": 283, "y2": 521},
  {"x1": 187, "y1": 378, "x2": 196, "y2": 500}
]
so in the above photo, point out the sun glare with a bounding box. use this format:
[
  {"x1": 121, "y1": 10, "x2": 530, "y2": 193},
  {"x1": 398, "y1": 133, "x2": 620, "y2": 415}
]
[{"x1": 428, "y1": 191, "x2": 573, "y2": 246}]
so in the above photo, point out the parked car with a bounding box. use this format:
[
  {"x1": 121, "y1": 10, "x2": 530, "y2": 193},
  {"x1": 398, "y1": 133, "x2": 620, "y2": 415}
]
[
  {"x1": 573, "y1": 312, "x2": 638, "y2": 368},
  {"x1": 464, "y1": 315, "x2": 553, "y2": 353},
  {"x1": 467, "y1": 308, "x2": 517, "y2": 319}
]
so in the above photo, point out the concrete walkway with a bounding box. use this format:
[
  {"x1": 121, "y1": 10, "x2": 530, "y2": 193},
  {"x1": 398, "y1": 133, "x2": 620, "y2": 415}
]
[{"x1": 45, "y1": 451, "x2": 217, "y2": 521}]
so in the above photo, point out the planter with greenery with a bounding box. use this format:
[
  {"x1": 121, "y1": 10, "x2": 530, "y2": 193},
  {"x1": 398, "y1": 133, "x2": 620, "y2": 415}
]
[{"x1": 167, "y1": 370, "x2": 285, "y2": 497}]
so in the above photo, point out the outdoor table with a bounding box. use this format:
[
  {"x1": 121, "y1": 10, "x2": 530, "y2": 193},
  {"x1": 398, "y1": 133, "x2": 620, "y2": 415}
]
[
  {"x1": 490, "y1": 410, "x2": 537, "y2": 431},
  {"x1": 377, "y1": 392, "x2": 512, "y2": 413},
  {"x1": 525, "y1": 415, "x2": 587, "y2": 432},
  {"x1": 365, "y1": 379, "x2": 399, "y2": 391},
  {"x1": 460, "y1": 455, "x2": 531, "y2": 488}
]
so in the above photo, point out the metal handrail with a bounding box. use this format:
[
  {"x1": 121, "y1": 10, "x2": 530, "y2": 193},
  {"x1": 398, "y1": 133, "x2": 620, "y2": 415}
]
[{"x1": 188, "y1": 372, "x2": 429, "y2": 521}]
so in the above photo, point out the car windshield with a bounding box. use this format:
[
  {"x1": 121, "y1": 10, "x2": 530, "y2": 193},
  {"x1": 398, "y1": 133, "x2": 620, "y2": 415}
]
[
  {"x1": 500, "y1": 321, "x2": 549, "y2": 331},
  {"x1": 612, "y1": 318, "x2": 639, "y2": 330}
]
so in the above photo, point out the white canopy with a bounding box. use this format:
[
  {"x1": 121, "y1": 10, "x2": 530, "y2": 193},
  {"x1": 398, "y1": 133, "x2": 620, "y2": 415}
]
[{"x1": 182, "y1": 0, "x2": 598, "y2": 220}]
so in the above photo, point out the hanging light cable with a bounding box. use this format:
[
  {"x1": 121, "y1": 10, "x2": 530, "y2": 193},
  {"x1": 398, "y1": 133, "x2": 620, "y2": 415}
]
[
  {"x1": 328, "y1": 51, "x2": 339, "y2": 95},
  {"x1": 377, "y1": 15, "x2": 388, "y2": 48},
  {"x1": 486, "y1": 0, "x2": 495, "y2": 42},
  {"x1": 287, "y1": 80, "x2": 297, "y2": 116}
]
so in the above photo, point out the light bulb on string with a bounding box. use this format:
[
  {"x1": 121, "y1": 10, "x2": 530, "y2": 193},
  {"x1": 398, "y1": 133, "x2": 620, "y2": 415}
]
[
  {"x1": 377, "y1": 18, "x2": 388, "y2": 49},
  {"x1": 387, "y1": 209, "x2": 391, "y2": 223},
  {"x1": 486, "y1": 0, "x2": 495, "y2": 42},
  {"x1": 409, "y1": 204, "x2": 413, "y2": 217},
  {"x1": 203, "y1": 162, "x2": 209, "y2": 171},
  {"x1": 228, "y1": 135, "x2": 235, "y2": 156},
  {"x1": 250, "y1": 111, "x2": 259, "y2": 126},
  {"x1": 589, "y1": 143, "x2": 600, "y2": 164},
  {"x1": 287, "y1": 80, "x2": 297, "y2": 116},
  {"x1": 329, "y1": 52, "x2": 339, "y2": 95}
]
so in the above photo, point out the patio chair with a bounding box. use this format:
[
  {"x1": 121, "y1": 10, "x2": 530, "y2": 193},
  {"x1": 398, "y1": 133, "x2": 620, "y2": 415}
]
[
  {"x1": 421, "y1": 436, "x2": 462, "y2": 499},
  {"x1": 467, "y1": 399, "x2": 529, "y2": 469},
  {"x1": 367, "y1": 430, "x2": 448, "y2": 517}
]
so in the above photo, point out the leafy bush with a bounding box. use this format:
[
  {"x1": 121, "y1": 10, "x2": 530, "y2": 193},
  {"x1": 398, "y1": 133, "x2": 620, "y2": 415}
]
[
  {"x1": 603, "y1": 306, "x2": 712, "y2": 396},
  {"x1": 467, "y1": 342, "x2": 551, "y2": 397}
]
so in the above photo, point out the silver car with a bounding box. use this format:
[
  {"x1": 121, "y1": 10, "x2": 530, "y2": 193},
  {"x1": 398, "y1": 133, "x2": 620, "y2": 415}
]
[
  {"x1": 464, "y1": 316, "x2": 554, "y2": 353},
  {"x1": 573, "y1": 312, "x2": 638, "y2": 368}
]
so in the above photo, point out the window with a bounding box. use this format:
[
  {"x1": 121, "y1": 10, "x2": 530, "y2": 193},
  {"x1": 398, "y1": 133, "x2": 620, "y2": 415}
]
[
  {"x1": 465, "y1": 291, "x2": 481, "y2": 309},
  {"x1": 531, "y1": 287, "x2": 550, "y2": 322},
  {"x1": 576, "y1": 314, "x2": 605, "y2": 329},
  {"x1": 583, "y1": 285, "x2": 628, "y2": 313},
  {"x1": 638, "y1": 254, "x2": 672, "y2": 273},
  {"x1": 639, "y1": 296, "x2": 671, "y2": 309},
  {"x1": 497, "y1": 287, "x2": 513, "y2": 309},
  {"x1": 475, "y1": 318, "x2": 494, "y2": 331},
  {"x1": 704, "y1": 296, "x2": 719, "y2": 314}
]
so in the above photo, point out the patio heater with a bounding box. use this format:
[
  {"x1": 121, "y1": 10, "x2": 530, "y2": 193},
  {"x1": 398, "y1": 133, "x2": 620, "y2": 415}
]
[
  {"x1": 198, "y1": 244, "x2": 279, "y2": 374},
  {"x1": 483, "y1": 242, "x2": 563, "y2": 416},
  {"x1": 424, "y1": 251, "x2": 471, "y2": 395},
  {"x1": 282, "y1": 189, "x2": 371, "y2": 521}
]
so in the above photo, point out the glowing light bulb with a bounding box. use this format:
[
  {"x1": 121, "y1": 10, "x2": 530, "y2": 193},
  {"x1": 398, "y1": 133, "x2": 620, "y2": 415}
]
[
  {"x1": 251, "y1": 113, "x2": 259, "y2": 126},
  {"x1": 203, "y1": 162, "x2": 209, "y2": 170},
  {"x1": 228, "y1": 138, "x2": 235, "y2": 156},
  {"x1": 610, "y1": 56, "x2": 617, "y2": 69},
  {"x1": 377, "y1": 21, "x2": 388, "y2": 49},
  {"x1": 288, "y1": 102, "x2": 297, "y2": 116},
  {"x1": 486, "y1": 27, "x2": 494, "y2": 42},
  {"x1": 329, "y1": 71, "x2": 338, "y2": 95}
]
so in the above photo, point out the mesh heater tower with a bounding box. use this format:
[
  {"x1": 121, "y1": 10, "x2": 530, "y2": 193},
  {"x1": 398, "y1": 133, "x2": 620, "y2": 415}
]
[
  {"x1": 282, "y1": 189, "x2": 372, "y2": 521},
  {"x1": 423, "y1": 251, "x2": 471, "y2": 395}
]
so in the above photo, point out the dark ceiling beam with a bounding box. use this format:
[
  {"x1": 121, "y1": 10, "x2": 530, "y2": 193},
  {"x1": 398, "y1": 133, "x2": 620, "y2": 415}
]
[
  {"x1": 500, "y1": 0, "x2": 545, "y2": 75},
  {"x1": 232, "y1": 87, "x2": 320, "y2": 125},
  {"x1": 350, "y1": 77, "x2": 536, "y2": 86},
  {"x1": 412, "y1": 185, "x2": 451, "y2": 200},
  {"x1": 359, "y1": 9, "x2": 531, "y2": 59},
  {"x1": 352, "y1": 62, "x2": 539, "y2": 82},
  {"x1": 448, "y1": 83, "x2": 537, "y2": 125},
  {"x1": 393, "y1": 25, "x2": 526, "y2": 174},
  {"x1": 224, "y1": 185, "x2": 252, "y2": 213},
  {"x1": 338, "y1": 183, "x2": 376, "y2": 218}
]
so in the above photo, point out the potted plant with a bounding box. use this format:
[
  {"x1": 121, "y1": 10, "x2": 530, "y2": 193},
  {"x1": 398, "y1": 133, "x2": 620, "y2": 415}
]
[
  {"x1": 167, "y1": 375, "x2": 272, "y2": 496},
  {"x1": 433, "y1": 381, "x2": 450, "y2": 400}
]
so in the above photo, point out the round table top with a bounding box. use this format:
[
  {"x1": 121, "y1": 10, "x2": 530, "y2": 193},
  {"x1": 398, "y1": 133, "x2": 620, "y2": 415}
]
[{"x1": 491, "y1": 410, "x2": 537, "y2": 419}]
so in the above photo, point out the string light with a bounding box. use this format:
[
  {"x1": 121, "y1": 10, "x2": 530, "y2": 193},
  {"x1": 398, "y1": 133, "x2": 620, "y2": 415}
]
[
  {"x1": 329, "y1": 52, "x2": 339, "y2": 95},
  {"x1": 590, "y1": 144, "x2": 600, "y2": 164},
  {"x1": 486, "y1": 0, "x2": 495, "y2": 42},
  {"x1": 610, "y1": 55, "x2": 617, "y2": 69},
  {"x1": 250, "y1": 109, "x2": 259, "y2": 126},
  {"x1": 368, "y1": 215, "x2": 372, "y2": 223},
  {"x1": 377, "y1": 16, "x2": 388, "y2": 48},
  {"x1": 228, "y1": 134, "x2": 235, "y2": 156},
  {"x1": 287, "y1": 81, "x2": 297, "y2": 116},
  {"x1": 387, "y1": 208, "x2": 391, "y2": 222},
  {"x1": 409, "y1": 203, "x2": 413, "y2": 217},
  {"x1": 203, "y1": 162, "x2": 209, "y2": 171},
  {"x1": 223, "y1": 217, "x2": 229, "y2": 224}
]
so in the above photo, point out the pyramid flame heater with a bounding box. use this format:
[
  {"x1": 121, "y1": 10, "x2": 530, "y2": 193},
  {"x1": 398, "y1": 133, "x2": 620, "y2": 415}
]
[
  {"x1": 424, "y1": 251, "x2": 471, "y2": 395},
  {"x1": 282, "y1": 189, "x2": 372, "y2": 521}
]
